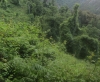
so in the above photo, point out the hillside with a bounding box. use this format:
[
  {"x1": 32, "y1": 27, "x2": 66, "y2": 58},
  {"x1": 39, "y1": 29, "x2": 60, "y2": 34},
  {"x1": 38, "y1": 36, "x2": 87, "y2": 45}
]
[
  {"x1": 0, "y1": 0, "x2": 100, "y2": 82},
  {"x1": 56, "y1": 0, "x2": 100, "y2": 14},
  {"x1": 0, "y1": 22, "x2": 100, "y2": 82}
]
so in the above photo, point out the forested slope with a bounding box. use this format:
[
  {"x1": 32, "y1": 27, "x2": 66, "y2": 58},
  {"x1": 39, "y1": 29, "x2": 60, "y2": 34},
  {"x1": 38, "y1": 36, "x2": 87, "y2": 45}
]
[
  {"x1": 0, "y1": 0, "x2": 100, "y2": 82},
  {"x1": 56, "y1": 0, "x2": 100, "y2": 14}
]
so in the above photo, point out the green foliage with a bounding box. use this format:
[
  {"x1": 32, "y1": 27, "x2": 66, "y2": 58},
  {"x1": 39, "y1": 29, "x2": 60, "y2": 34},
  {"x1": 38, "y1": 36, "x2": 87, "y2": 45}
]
[
  {"x1": 10, "y1": 0, "x2": 20, "y2": 6},
  {"x1": 27, "y1": 0, "x2": 43, "y2": 16},
  {"x1": 0, "y1": 22, "x2": 65, "y2": 81},
  {"x1": 47, "y1": 53, "x2": 100, "y2": 82},
  {"x1": 59, "y1": 6, "x2": 68, "y2": 16},
  {"x1": 74, "y1": 35, "x2": 99, "y2": 59},
  {"x1": 86, "y1": 26, "x2": 100, "y2": 40},
  {"x1": 78, "y1": 11, "x2": 99, "y2": 27},
  {"x1": 0, "y1": 0, "x2": 100, "y2": 82}
]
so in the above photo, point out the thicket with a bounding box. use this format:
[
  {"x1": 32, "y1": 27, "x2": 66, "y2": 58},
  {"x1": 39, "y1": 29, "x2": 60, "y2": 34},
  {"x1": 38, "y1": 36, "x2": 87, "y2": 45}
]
[{"x1": 0, "y1": 0, "x2": 100, "y2": 82}]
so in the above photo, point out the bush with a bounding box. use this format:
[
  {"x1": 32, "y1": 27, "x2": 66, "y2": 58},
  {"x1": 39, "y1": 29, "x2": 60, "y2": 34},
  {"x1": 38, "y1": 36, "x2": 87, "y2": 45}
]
[{"x1": 74, "y1": 35, "x2": 99, "y2": 59}]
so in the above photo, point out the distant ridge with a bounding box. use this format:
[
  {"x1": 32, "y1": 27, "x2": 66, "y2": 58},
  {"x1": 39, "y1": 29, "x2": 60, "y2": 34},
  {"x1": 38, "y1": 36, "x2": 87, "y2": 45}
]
[{"x1": 56, "y1": 0, "x2": 100, "y2": 14}]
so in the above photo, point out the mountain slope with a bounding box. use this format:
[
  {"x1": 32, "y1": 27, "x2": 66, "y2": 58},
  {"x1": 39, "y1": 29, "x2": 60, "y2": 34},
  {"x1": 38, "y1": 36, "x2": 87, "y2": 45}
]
[
  {"x1": 0, "y1": 1, "x2": 100, "y2": 82},
  {"x1": 56, "y1": 0, "x2": 100, "y2": 14},
  {"x1": 0, "y1": 22, "x2": 100, "y2": 82}
]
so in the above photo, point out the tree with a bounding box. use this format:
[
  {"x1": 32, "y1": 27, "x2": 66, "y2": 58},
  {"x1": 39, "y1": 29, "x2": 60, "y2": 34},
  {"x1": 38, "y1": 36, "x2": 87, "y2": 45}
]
[
  {"x1": 74, "y1": 35, "x2": 99, "y2": 59},
  {"x1": 59, "y1": 6, "x2": 68, "y2": 14},
  {"x1": 27, "y1": 0, "x2": 43, "y2": 17},
  {"x1": 43, "y1": 0, "x2": 47, "y2": 7},
  {"x1": 0, "y1": 0, "x2": 8, "y2": 9},
  {"x1": 51, "y1": 0, "x2": 54, "y2": 6},
  {"x1": 71, "y1": 3, "x2": 79, "y2": 35},
  {"x1": 10, "y1": 0, "x2": 20, "y2": 6},
  {"x1": 60, "y1": 3, "x2": 79, "y2": 41}
]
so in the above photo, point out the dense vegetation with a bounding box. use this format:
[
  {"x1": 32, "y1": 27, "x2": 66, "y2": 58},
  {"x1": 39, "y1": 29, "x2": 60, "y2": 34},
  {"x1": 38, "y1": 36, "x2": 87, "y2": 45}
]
[{"x1": 0, "y1": 0, "x2": 100, "y2": 82}]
